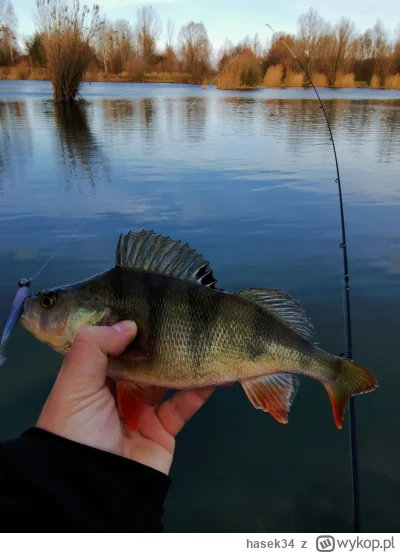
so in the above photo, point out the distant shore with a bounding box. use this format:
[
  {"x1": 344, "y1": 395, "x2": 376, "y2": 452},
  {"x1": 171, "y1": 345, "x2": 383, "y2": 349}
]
[{"x1": 1, "y1": 69, "x2": 399, "y2": 91}]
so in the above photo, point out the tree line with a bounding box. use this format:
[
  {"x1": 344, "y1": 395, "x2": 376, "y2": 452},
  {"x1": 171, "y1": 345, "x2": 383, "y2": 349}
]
[{"x1": 0, "y1": 0, "x2": 399, "y2": 102}]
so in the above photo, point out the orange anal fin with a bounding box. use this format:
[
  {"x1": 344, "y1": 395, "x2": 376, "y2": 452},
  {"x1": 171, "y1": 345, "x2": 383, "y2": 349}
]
[
  {"x1": 241, "y1": 373, "x2": 300, "y2": 424},
  {"x1": 117, "y1": 382, "x2": 145, "y2": 431}
]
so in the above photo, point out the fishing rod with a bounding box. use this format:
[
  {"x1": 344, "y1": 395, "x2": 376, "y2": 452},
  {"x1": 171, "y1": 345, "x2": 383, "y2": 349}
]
[{"x1": 265, "y1": 23, "x2": 360, "y2": 532}]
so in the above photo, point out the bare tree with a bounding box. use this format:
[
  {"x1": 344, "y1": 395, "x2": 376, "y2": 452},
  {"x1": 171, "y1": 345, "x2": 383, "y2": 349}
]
[
  {"x1": 331, "y1": 17, "x2": 355, "y2": 81},
  {"x1": 166, "y1": 17, "x2": 174, "y2": 48},
  {"x1": 115, "y1": 19, "x2": 135, "y2": 68},
  {"x1": 37, "y1": 0, "x2": 102, "y2": 103},
  {"x1": 178, "y1": 21, "x2": 210, "y2": 80},
  {"x1": 96, "y1": 18, "x2": 114, "y2": 74},
  {"x1": 297, "y1": 8, "x2": 327, "y2": 73},
  {"x1": 358, "y1": 29, "x2": 373, "y2": 60},
  {"x1": 135, "y1": 6, "x2": 161, "y2": 65},
  {"x1": 394, "y1": 24, "x2": 400, "y2": 74},
  {"x1": 0, "y1": 0, "x2": 17, "y2": 65},
  {"x1": 263, "y1": 32, "x2": 297, "y2": 73},
  {"x1": 371, "y1": 19, "x2": 391, "y2": 84},
  {"x1": 252, "y1": 33, "x2": 262, "y2": 58}
]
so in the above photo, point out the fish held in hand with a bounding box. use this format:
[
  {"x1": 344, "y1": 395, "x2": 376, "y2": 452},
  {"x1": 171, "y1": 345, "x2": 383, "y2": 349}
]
[{"x1": 19, "y1": 230, "x2": 378, "y2": 430}]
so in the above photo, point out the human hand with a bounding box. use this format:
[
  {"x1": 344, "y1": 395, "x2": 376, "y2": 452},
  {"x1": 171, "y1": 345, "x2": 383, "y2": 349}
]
[{"x1": 37, "y1": 321, "x2": 215, "y2": 475}]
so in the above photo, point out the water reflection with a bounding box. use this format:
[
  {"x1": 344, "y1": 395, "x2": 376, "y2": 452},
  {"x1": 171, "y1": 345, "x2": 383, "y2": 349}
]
[
  {"x1": 377, "y1": 102, "x2": 400, "y2": 163},
  {"x1": 1, "y1": 97, "x2": 399, "y2": 196},
  {"x1": 0, "y1": 101, "x2": 32, "y2": 191},
  {"x1": 183, "y1": 97, "x2": 207, "y2": 143},
  {"x1": 102, "y1": 99, "x2": 134, "y2": 123},
  {"x1": 51, "y1": 102, "x2": 109, "y2": 192}
]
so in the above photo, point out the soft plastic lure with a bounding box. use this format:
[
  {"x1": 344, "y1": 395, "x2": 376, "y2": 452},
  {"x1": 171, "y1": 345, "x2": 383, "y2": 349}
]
[{"x1": 0, "y1": 279, "x2": 31, "y2": 366}]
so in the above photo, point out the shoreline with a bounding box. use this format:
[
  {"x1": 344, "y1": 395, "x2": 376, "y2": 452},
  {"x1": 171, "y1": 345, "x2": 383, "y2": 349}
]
[{"x1": 0, "y1": 75, "x2": 399, "y2": 91}]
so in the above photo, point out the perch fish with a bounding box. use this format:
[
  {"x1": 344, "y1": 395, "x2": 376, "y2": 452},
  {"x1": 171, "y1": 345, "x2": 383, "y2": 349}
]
[{"x1": 16, "y1": 230, "x2": 377, "y2": 430}]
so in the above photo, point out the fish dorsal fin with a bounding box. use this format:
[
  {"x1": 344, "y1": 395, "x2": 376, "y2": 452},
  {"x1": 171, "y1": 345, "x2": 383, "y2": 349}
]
[
  {"x1": 116, "y1": 230, "x2": 217, "y2": 288},
  {"x1": 236, "y1": 288, "x2": 315, "y2": 342}
]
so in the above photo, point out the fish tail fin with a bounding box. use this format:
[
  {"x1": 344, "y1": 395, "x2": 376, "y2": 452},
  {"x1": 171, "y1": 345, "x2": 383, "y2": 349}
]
[{"x1": 323, "y1": 357, "x2": 378, "y2": 429}]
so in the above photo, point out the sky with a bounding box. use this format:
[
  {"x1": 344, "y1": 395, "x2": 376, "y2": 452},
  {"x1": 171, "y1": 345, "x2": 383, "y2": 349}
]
[{"x1": 11, "y1": 0, "x2": 400, "y2": 52}]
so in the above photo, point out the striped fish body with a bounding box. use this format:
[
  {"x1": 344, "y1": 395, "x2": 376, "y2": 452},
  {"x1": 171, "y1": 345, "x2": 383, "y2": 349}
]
[
  {"x1": 20, "y1": 230, "x2": 378, "y2": 429},
  {"x1": 78, "y1": 267, "x2": 320, "y2": 388}
]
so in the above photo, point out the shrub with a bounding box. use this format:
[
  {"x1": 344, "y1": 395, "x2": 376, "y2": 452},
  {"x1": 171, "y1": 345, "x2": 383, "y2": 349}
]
[
  {"x1": 284, "y1": 70, "x2": 304, "y2": 87},
  {"x1": 370, "y1": 75, "x2": 381, "y2": 88},
  {"x1": 37, "y1": 0, "x2": 102, "y2": 103},
  {"x1": 384, "y1": 74, "x2": 400, "y2": 89},
  {"x1": 124, "y1": 59, "x2": 145, "y2": 82},
  {"x1": 263, "y1": 64, "x2": 283, "y2": 87},
  {"x1": 311, "y1": 72, "x2": 327, "y2": 87},
  {"x1": 334, "y1": 73, "x2": 355, "y2": 88},
  {"x1": 217, "y1": 49, "x2": 261, "y2": 89}
]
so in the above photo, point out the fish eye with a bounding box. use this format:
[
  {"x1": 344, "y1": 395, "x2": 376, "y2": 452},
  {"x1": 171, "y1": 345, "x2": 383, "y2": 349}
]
[{"x1": 41, "y1": 293, "x2": 56, "y2": 308}]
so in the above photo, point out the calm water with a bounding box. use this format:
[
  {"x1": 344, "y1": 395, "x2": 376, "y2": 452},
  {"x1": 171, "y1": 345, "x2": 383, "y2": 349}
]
[{"x1": 1, "y1": 81, "x2": 400, "y2": 532}]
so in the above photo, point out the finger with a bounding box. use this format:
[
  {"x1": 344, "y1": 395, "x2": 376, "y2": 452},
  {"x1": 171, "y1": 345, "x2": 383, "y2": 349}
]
[
  {"x1": 58, "y1": 321, "x2": 137, "y2": 390},
  {"x1": 156, "y1": 386, "x2": 215, "y2": 437}
]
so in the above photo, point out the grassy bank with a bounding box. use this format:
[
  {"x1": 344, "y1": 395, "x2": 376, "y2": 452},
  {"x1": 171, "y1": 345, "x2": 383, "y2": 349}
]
[
  {"x1": 0, "y1": 66, "x2": 204, "y2": 85},
  {"x1": 1, "y1": 66, "x2": 400, "y2": 90}
]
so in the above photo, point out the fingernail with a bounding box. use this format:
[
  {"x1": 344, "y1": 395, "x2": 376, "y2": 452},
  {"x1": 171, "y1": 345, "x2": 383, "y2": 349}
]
[{"x1": 113, "y1": 320, "x2": 137, "y2": 334}]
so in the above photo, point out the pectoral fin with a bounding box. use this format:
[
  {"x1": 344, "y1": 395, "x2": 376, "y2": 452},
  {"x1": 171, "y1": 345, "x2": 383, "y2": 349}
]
[
  {"x1": 241, "y1": 373, "x2": 299, "y2": 424},
  {"x1": 116, "y1": 342, "x2": 150, "y2": 362}
]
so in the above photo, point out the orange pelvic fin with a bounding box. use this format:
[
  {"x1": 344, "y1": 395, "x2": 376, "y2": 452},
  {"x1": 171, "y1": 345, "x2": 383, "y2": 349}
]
[
  {"x1": 241, "y1": 373, "x2": 299, "y2": 424},
  {"x1": 323, "y1": 357, "x2": 378, "y2": 429},
  {"x1": 117, "y1": 382, "x2": 146, "y2": 431},
  {"x1": 117, "y1": 382, "x2": 167, "y2": 431}
]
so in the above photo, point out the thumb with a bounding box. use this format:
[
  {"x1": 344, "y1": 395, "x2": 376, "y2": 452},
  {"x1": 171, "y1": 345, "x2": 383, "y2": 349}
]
[{"x1": 57, "y1": 321, "x2": 137, "y2": 390}]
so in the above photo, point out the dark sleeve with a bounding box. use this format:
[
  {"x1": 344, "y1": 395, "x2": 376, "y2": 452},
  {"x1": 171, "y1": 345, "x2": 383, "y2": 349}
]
[{"x1": 0, "y1": 427, "x2": 171, "y2": 532}]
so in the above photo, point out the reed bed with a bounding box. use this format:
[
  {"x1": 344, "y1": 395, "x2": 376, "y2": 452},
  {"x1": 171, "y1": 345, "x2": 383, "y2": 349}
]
[
  {"x1": 311, "y1": 72, "x2": 327, "y2": 87},
  {"x1": 283, "y1": 70, "x2": 304, "y2": 87},
  {"x1": 334, "y1": 73, "x2": 355, "y2": 88},
  {"x1": 216, "y1": 71, "x2": 241, "y2": 89},
  {"x1": 263, "y1": 64, "x2": 283, "y2": 87},
  {"x1": 370, "y1": 75, "x2": 381, "y2": 89},
  {"x1": 384, "y1": 74, "x2": 400, "y2": 89}
]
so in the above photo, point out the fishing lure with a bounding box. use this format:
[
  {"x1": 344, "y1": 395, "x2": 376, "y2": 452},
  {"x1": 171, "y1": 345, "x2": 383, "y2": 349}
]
[{"x1": 0, "y1": 279, "x2": 31, "y2": 366}]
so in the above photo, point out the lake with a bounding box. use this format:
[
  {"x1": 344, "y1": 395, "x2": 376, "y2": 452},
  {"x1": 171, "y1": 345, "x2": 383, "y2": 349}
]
[{"x1": 0, "y1": 81, "x2": 399, "y2": 532}]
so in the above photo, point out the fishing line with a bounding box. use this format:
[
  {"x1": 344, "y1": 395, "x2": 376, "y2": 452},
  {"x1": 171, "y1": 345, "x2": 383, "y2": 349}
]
[
  {"x1": 23, "y1": 46, "x2": 250, "y2": 282},
  {"x1": 27, "y1": 42, "x2": 258, "y2": 278},
  {"x1": 265, "y1": 23, "x2": 360, "y2": 531},
  {"x1": 29, "y1": 217, "x2": 90, "y2": 282}
]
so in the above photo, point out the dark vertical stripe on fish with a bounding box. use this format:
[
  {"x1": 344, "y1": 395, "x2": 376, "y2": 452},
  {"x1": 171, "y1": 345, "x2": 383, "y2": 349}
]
[
  {"x1": 145, "y1": 274, "x2": 167, "y2": 361},
  {"x1": 246, "y1": 307, "x2": 267, "y2": 360},
  {"x1": 186, "y1": 288, "x2": 225, "y2": 369}
]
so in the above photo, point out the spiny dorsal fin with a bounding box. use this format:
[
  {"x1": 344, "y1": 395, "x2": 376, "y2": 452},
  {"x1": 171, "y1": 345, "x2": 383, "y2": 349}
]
[
  {"x1": 116, "y1": 230, "x2": 217, "y2": 288},
  {"x1": 241, "y1": 373, "x2": 300, "y2": 424},
  {"x1": 236, "y1": 288, "x2": 315, "y2": 342}
]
